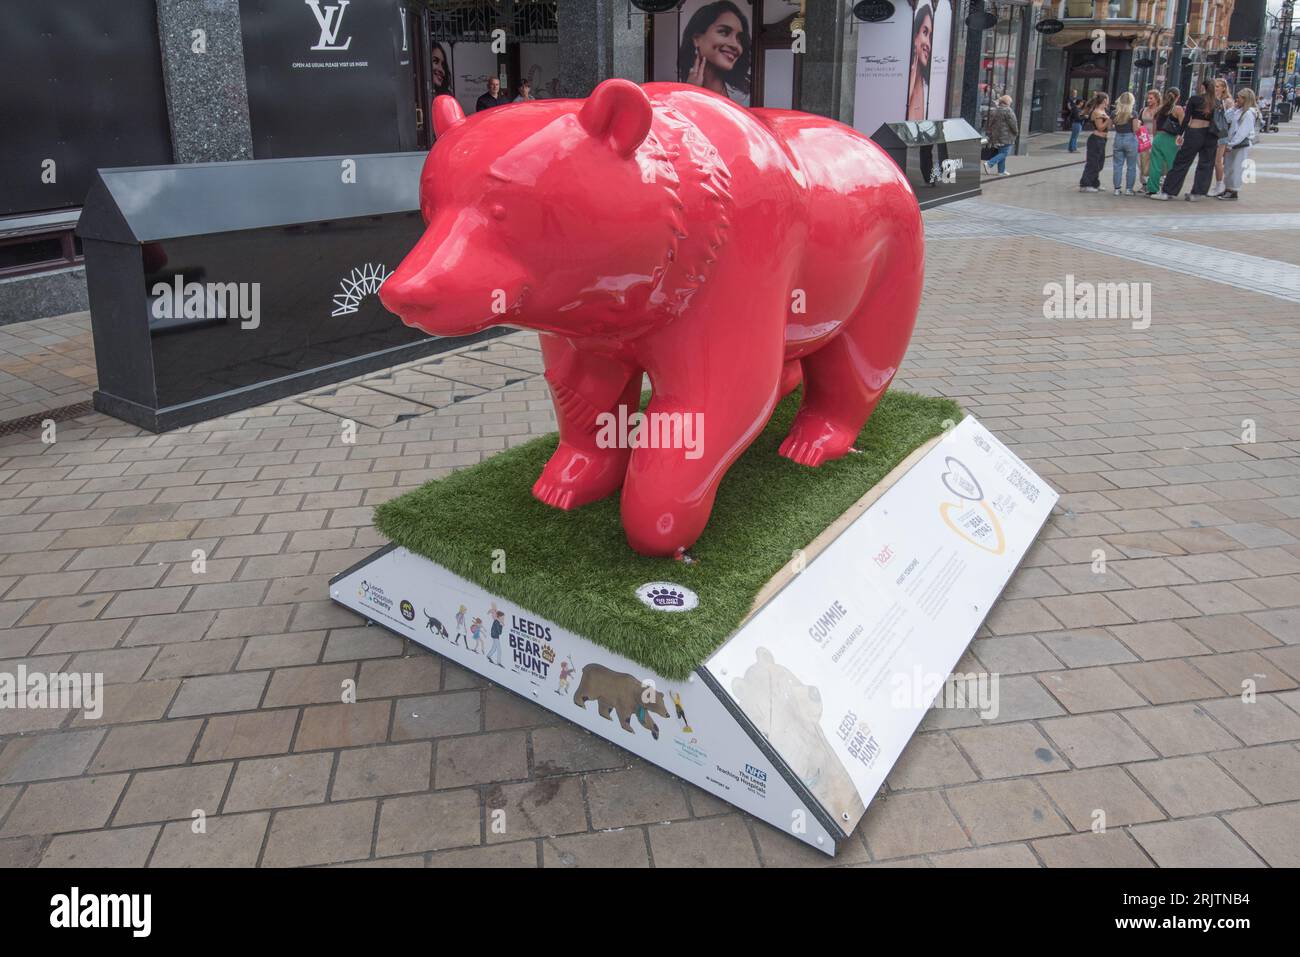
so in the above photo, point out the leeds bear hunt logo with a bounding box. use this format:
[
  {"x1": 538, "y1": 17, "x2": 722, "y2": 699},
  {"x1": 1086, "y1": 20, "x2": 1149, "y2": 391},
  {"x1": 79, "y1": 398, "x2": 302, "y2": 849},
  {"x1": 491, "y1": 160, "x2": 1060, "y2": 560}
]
[
  {"x1": 332, "y1": 263, "x2": 391, "y2": 317},
  {"x1": 636, "y1": 582, "x2": 699, "y2": 612},
  {"x1": 306, "y1": 0, "x2": 352, "y2": 51}
]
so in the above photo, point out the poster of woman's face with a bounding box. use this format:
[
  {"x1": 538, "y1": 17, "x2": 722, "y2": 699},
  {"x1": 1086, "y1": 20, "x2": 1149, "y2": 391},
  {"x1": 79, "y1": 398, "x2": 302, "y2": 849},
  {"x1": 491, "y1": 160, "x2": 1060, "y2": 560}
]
[
  {"x1": 906, "y1": 3, "x2": 933, "y2": 121},
  {"x1": 678, "y1": 0, "x2": 753, "y2": 107},
  {"x1": 431, "y1": 41, "x2": 453, "y2": 97}
]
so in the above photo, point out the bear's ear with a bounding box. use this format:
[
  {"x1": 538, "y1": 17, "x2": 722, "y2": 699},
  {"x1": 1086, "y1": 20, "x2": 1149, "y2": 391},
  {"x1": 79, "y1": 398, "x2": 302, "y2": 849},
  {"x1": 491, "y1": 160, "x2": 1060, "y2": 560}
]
[
  {"x1": 432, "y1": 95, "x2": 466, "y2": 137},
  {"x1": 579, "y1": 79, "x2": 652, "y2": 158}
]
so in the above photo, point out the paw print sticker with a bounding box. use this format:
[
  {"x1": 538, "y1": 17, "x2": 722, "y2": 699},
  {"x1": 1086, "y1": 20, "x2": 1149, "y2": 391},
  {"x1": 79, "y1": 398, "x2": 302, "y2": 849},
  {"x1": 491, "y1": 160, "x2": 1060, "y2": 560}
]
[{"x1": 636, "y1": 582, "x2": 700, "y2": 613}]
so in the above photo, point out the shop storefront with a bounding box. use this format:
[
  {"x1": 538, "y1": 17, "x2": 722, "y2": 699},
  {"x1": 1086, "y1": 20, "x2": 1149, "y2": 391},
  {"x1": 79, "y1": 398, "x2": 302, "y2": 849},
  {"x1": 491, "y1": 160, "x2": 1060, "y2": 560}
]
[
  {"x1": 943, "y1": 1, "x2": 1043, "y2": 143},
  {"x1": 976, "y1": 2, "x2": 1034, "y2": 125}
]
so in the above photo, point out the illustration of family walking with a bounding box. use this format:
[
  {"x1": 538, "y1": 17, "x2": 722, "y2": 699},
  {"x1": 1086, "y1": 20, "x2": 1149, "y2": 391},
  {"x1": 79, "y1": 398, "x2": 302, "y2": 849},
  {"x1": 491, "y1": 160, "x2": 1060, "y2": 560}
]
[
  {"x1": 429, "y1": 601, "x2": 505, "y2": 669},
  {"x1": 421, "y1": 598, "x2": 694, "y2": 736}
]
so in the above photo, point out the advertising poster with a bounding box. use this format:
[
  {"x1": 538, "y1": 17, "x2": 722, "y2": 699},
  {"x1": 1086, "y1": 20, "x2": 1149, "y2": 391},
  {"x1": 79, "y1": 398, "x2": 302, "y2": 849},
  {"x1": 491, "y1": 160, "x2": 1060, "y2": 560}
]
[
  {"x1": 240, "y1": 0, "x2": 415, "y2": 157},
  {"x1": 852, "y1": 9, "x2": 912, "y2": 136},
  {"x1": 905, "y1": 1, "x2": 934, "y2": 120},
  {"x1": 430, "y1": 38, "x2": 453, "y2": 98},
  {"x1": 927, "y1": 0, "x2": 953, "y2": 118},
  {"x1": 678, "y1": 0, "x2": 755, "y2": 107},
  {"x1": 519, "y1": 42, "x2": 560, "y2": 99},
  {"x1": 761, "y1": 0, "x2": 799, "y2": 109},
  {"x1": 450, "y1": 41, "x2": 500, "y2": 115},
  {"x1": 707, "y1": 418, "x2": 1058, "y2": 823}
]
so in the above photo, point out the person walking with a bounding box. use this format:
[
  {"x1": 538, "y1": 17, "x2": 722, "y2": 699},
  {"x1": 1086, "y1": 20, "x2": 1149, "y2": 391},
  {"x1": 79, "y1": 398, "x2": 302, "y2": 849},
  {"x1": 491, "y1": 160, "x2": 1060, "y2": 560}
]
[
  {"x1": 1138, "y1": 89, "x2": 1160, "y2": 184},
  {"x1": 983, "y1": 94, "x2": 1018, "y2": 176},
  {"x1": 1219, "y1": 87, "x2": 1261, "y2": 201},
  {"x1": 1111, "y1": 92, "x2": 1141, "y2": 196},
  {"x1": 1145, "y1": 89, "x2": 1183, "y2": 195},
  {"x1": 1152, "y1": 79, "x2": 1219, "y2": 201},
  {"x1": 1067, "y1": 92, "x2": 1084, "y2": 152},
  {"x1": 1078, "y1": 93, "x2": 1110, "y2": 192},
  {"x1": 1209, "y1": 77, "x2": 1234, "y2": 197}
]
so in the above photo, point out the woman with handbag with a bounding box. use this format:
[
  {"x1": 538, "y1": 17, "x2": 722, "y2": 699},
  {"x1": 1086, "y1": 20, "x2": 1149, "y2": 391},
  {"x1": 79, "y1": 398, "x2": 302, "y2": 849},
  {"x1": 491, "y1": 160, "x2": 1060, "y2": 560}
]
[
  {"x1": 1145, "y1": 89, "x2": 1182, "y2": 195},
  {"x1": 1152, "y1": 79, "x2": 1219, "y2": 201},
  {"x1": 1209, "y1": 77, "x2": 1234, "y2": 197},
  {"x1": 1219, "y1": 88, "x2": 1261, "y2": 201},
  {"x1": 1111, "y1": 92, "x2": 1142, "y2": 196},
  {"x1": 1078, "y1": 93, "x2": 1110, "y2": 192},
  {"x1": 1138, "y1": 90, "x2": 1160, "y2": 183}
]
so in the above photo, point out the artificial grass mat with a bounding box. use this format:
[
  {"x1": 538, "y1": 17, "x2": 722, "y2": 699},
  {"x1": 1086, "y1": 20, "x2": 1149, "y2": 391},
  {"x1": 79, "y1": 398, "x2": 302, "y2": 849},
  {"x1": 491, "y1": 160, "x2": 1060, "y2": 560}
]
[{"x1": 374, "y1": 389, "x2": 961, "y2": 680}]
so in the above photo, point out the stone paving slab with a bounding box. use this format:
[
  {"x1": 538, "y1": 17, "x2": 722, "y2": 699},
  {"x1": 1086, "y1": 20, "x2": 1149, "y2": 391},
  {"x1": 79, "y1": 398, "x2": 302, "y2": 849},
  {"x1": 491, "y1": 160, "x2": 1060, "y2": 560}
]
[
  {"x1": 0, "y1": 124, "x2": 1297, "y2": 868},
  {"x1": 1152, "y1": 229, "x2": 1300, "y2": 268}
]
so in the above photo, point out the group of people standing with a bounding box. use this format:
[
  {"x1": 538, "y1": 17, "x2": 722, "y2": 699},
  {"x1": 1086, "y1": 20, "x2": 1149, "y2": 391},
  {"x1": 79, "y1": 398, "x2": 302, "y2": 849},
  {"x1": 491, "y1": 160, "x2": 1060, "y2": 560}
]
[{"x1": 1073, "y1": 77, "x2": 1261, "y2": 202}]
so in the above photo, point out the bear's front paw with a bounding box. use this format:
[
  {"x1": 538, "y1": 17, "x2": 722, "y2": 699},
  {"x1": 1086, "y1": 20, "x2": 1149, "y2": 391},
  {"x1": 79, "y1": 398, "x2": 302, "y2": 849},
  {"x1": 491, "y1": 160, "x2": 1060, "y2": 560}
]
[
  {"x1": 779, "y1": 416, "x2": 857, "y2": 467},
  {"x1": 532, "y1": 478, "x2": 578, "y2": 511},
  {"x1": 531, "y1": 441, "x2": 628, "y2": 510}
]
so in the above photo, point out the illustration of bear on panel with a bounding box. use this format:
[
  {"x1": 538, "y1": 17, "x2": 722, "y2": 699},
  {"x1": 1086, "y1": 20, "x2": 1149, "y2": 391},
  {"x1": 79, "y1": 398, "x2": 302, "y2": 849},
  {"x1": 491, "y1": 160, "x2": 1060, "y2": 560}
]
[
  {"x1": 379, "y1": 79, "x2": 924, "y2": 557},
  {"x1": 730, "y1": 647, "x2": 865, "y2": 824},
  {"x1": 572, "y1": 663, "x2": 671, "y2": 740}
]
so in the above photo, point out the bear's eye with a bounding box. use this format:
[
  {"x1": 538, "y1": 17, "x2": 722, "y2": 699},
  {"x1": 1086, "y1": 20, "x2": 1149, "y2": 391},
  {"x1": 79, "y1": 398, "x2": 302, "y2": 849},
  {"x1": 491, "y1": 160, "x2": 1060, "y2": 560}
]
[{"x1": 490, "y1": 204, "x2": 507, "y2": 221}]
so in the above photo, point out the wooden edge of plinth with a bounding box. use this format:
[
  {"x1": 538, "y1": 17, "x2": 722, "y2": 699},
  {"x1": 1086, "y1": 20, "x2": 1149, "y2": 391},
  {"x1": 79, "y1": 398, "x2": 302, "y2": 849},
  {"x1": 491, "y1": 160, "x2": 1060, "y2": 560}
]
[{"x1": 738, "y1": 432, "x2": 946, "y2": 626}]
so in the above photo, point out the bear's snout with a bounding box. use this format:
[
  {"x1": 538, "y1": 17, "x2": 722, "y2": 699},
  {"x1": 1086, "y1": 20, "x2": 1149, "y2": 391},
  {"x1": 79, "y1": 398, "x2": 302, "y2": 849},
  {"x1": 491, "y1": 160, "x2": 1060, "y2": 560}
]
[
  {"x1": 377, "y1": 269, "x2": 422, "y2": 320},
  {"x1": 378, "y1": 219, "x2": 526, "y2": 338}
]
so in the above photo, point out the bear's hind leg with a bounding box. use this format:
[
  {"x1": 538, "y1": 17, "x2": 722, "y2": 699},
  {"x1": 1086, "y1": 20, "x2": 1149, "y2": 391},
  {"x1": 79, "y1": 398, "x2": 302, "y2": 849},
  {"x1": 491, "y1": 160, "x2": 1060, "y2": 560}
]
[
  {"x1": 779, "y1": 270, "x2": 920, "y2": 467},
  {"x1": 534, "y1": 335, "x2": 641, "y2": 510}
]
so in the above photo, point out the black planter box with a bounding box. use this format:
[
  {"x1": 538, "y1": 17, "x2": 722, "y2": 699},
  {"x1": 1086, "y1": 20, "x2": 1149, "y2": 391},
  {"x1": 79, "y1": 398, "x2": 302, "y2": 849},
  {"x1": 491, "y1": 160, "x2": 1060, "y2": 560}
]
[
  {"x1": 77, "y1": 153, "x2": 496, "y2": 432},
  {"x1": 872, "y1": 119, "x2": 984, "y2": 209}
]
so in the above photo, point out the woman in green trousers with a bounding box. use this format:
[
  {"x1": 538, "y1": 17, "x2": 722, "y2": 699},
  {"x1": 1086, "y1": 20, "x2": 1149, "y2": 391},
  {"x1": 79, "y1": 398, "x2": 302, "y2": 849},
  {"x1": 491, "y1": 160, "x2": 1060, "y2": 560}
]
[{"x1": 1146, "y1": 89, "x2": 1183, "y2": 195}]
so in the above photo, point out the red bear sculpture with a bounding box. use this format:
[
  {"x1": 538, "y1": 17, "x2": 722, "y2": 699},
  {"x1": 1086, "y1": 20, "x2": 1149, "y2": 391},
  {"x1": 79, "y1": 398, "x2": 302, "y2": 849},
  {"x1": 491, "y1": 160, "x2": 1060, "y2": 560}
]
[{"x1": 379, "y1": 80, "x2": 924, "y2": 557}]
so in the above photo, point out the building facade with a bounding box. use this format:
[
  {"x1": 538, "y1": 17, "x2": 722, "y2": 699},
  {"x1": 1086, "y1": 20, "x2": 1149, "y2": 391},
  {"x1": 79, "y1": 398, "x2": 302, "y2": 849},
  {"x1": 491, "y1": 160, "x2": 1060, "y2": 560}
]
[
  {"x1": 10, "y1": 0, "x2": 1263, "y2": 325},
  {"x1": 1036, "y1": 0, "x2": 1252, "y2": 133}
]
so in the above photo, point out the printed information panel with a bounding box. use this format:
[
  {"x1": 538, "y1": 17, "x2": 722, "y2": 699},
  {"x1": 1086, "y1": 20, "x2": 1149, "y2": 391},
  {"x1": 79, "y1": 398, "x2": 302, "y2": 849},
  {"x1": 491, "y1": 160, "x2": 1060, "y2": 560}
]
[
  {"x1": 706, "y1": 416, "x2": 1058, "y2": 825},
  {"x1": 331, "y1": 548, "x2": 837, "y2": 853}
]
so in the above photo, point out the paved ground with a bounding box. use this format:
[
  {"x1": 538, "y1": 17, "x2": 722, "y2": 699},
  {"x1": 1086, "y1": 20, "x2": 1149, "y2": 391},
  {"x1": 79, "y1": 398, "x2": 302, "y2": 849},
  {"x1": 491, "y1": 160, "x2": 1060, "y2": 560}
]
[
  {"x1": 1, "y1": 124, "x2": 1299, "y2": 868},
  {"x1": 0, "y1": 313, "x2": 96, "y2": 425}
]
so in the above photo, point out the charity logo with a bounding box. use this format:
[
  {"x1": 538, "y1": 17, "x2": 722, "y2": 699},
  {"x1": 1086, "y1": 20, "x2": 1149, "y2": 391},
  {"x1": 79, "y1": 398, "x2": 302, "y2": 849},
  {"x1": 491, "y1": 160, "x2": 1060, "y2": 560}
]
[
  {"x1": 306, "y1": 0, "x2": 352, "y2": 52},
  {"x1": 941, "y1": 456, "x2": 983, "y2": 501},
  {"x1": 938, "y1": 456, "x2": 1006, "y2": 555},
  {"x1": 636, "y1": 582, "x2": 699, "y2": 612},
  {"x1": 358, "y1": 579, "x2": 394, "y2": 612},
  {"x1": 399, "y1": 600, "x2": 415, "y2": 621},
  {"x1": 332, "y1": 263, "x2": 391, "y2": 317}
]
